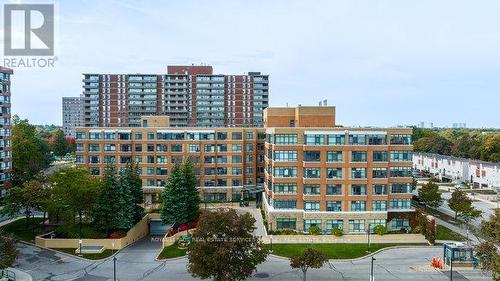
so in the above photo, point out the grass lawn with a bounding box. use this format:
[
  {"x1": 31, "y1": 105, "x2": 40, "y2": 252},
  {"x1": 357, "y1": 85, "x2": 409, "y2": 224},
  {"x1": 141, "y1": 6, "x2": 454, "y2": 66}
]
[
  {"x1": 436, "y1": 225, "x2": 466, "y2": 241},
  {"x1": 264, "y1": 243, "x2": 428, "y2": 259},
  {"x1": 55, "y1": 248, "x2": 114, "y2": 260},
  {"x1": 424, "y1": 207, "x2": 462, "y2": 226},
  {"x1": 0, "y1": 217, "x2": 54, "y2": 242},
  {"x1": 157, "y1": 243, "x2": 188, "y2": 259}
]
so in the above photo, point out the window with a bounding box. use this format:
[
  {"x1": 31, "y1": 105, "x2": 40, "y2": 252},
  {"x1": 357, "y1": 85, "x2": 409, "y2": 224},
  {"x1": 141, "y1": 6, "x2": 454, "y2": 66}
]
[
  {"x1": 135, "y1": 133, "x2": 142, "y2": 140},
  {"x1": 351, "y1": 168, "x2": 367, "y2": 179},
  {"x1": 89, "y1": 144, "x2": 100, "y2": 152},
  {"x1": 188, "y1": 144, "x2": 200, "y2": 152},
  {"x1": 372, "y1": 167, "x2": 388, "y2": 178},
  {"x1": 390, "y1": 151, "x2": 412, "y2": 162},
  {"x1": 326, "y1": 184, "x2": 342, "y2": 195},
  {"x1": 326, "y1": 151, "x2": 342, "y2": 162},
  {"x1": 326, "y1": 201, "x2": 342, "y2": 211},
  {"x1": 304, "y1": 151, "x2": 321, "y2": 162},
  {"x1": 274, "y1": 199, "x2": 296, "y2": 209},
  {"x1": 304, "y1": 184, "x2": 320, "y2": 195},
  {"x1": 76, "y1": 132, "x2": 86, "y2": 140},
  {"x1": 389, "y1": 199, "x2": 411, "y2": 210},
  {"x1": 217, "y1": 144, "x2": 227, "y2": 152},
  {"x1": 89, "y1": 132, "x2": 100, "y2": 140},
  {"x1": 304, "y1": 220, "x2": 321, "y2": 232},
  {"x1": 157, "y1": 156, "x2": 167, "y2": 164},
  {"x1": 351, "y1": 201, "x2": 366, "y2": 211},
  {"x1": 372, "y1": 200, "x2": 387, "y2": 211},
  {"x1": 304, "y1": 201, "x2": 320, "y2": 211},
  {"x1": 391, "y1": 219, "x2": 410, "y2": 230},
  {"x1": 232, "y1": 155, "x2": 242, "y2": 163},
  {"x1": 368, "y1": 134, "x2": 386, "y2": 145},
  {"x1": 304, "y1": 168, "x2": 320, "y2": 178},
  {"x1": 349, "y1": 220, "x2": 365, "y2": 233},
  {"x1": 390, "y1": 134, "x2": 412, "y2": 145},
  {"x1": 390, "y1": 167, "x2": 412, "y2": 177},
  {"x1": 305, "y1": 134, "x2": 324, "y2": 145},
  {"x1": 156, "y1": 144, "x2": 167, "y2": 152},
  {"x1": 351, "y1": 184, "x2": 367, "y2": 195},
  {"x1": 171, "y1": 144, "x2": 183, "y2": 152},
  {"x1": 373, "y1": 151, "x2": 388, "y2": 162},
  {"x1": 273, "y1": 167, "x2": 297, "y2": 178},
  {"x1": 273, "y1": 183, "x2": 297, "y2": 194},
  {"x1": 147, "y1": 144, "x2": 154, "y2": 152},
  {"x1": 232, "y1": 132, "x2": 242, "y2": 140},
  {"x1": 273, "y1": 134, "x2": 298, "y2": 145},
  {"x1": 232, "y1": 167, "x2": 242, "y2": 175},
  {"x1": 274, "y1": 151, "x2": 297, "y2": 162},
  {"x1": 326, "y1": 220, "x2": 343, "y2": 232},
  {"x1": 349, "y1": 134, "x2": 366, "y2": 145},
  {"x1": 369, "y1": 220, "x2": 386, "y2": 231},
  {"x1": 327, "y1": 134, "x2": 345, "y2": 145},
  {"x1": 246, "y1": 132, "x2": 253, "y2": 140},
  {"x1": 372, "y1": 184, "x2": 387, "y2": 195},
  {"x1": 147, "y1": 132, "x2": 154, "y2": 140},
  {"x1": 327, "y1": 168, "x2": 342, "y2": 179},
  {"x1": 103, "y1": 144, "x2": 115, "y2": 152},
  {"x1": 351, "y1": 151, "x2": 367, "y2": 162},
  {"x1": 391, "y1": 183, "x2": 412, "y2": 193},
  {"x1": 276, "y1": 218, "x2": 296, "y2": 230},
  {"x1": 232, "y1": 144, "x2": 242, "y2": 152},
  {"x1": 217, "y1": 132, "x2": 227, "y2": 140}
]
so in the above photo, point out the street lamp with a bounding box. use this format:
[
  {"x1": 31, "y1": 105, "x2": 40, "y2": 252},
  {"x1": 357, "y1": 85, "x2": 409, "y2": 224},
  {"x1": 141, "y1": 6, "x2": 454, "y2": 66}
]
[
  {"x1": 112, "y1": 242, "x2": 117, "y2": 281},
  {"x1": 367, "y1": 223, "x2": 372, "y2": 253},
  {"x1": 270, "y1": 235, "x2": 273, "y2": 253},
  {"x1": 78, "y1": 239, "x2": 82, "y2": 257},
  {"x1": 370, "y1": 256, "x2": 376, "y2": 281}
]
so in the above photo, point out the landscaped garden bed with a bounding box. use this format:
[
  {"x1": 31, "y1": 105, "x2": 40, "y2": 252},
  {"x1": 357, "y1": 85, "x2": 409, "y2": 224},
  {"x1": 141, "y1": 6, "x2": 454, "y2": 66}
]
[
  {"x1": 55, "y1": 248, "x2": 114, "y2": 260},
  {"x1": 157, "y1": 242, "x2": 188, "y2": 259},
  {"x1": 0, "y1": 218, "x2": 55, "y2": 242}
]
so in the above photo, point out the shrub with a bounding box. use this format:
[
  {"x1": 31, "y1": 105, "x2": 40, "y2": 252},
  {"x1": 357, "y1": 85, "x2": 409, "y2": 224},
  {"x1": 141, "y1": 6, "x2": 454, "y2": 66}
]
[
  {"x1": 54, "y1": 224, "x2": 106, "y2": 239},
  {"x1": 274, "y1": 229, "x2": 299, "y2": 235},
  {"x1": 109, "y1": 230, "x2": 127, "y2": 239},
  {"x1": 331, "y1": 227, "x2": 343, "y2": 237},
  {"x1": 308, "y1": 225, "x2": 321, "y2": 235},
  {"x1": 373, "y1": 225, "x2": 387, "y2": 235}
]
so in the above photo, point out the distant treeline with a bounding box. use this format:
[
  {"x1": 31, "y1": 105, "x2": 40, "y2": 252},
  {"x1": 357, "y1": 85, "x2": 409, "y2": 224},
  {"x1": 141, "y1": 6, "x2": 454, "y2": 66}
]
[{"x1": 412, "y1": 128, "x2": 500, "y2": 162}]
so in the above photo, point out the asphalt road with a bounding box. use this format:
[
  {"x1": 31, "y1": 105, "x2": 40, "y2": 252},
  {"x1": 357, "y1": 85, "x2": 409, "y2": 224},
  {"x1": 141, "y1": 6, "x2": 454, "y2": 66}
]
[{"x1": 14, "y1": 239, "x2": 492, "y2": 281}]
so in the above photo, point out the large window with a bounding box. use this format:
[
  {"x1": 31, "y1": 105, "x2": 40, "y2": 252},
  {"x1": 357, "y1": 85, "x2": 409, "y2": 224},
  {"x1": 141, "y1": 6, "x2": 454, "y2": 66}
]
[
  {"x1": 274, "y1": 151, "x2": 297, "y2": 162},
  {"x1": 326, "y1": 201, "x2": 342, "y2": 211},
  {"x1": 390, "y1": 151, "x2": 413, "y2": 162},
  {"x1": 304, "y1": 168, "x2": 320, "y2": 178},
  {"x1": 274, "y1": 199, "x2": 297, "y2": 209},
  {"x1": 305, "y1": 134, "x2": 324, "y2": 145},
  {"x1": 326, "y1": 184, "x2": 342, "y2": 195},
  {"x1": 326, "y1": 220, "x2": 343, "y2": 232},
  {"x1": 351, "y1": 184, "x2": 367, "y2": 195},
  {"x1": 232, "y1": 155, "x2": 242, "y2": 163},
  {"x1": 390, "y1": 167, "x2": 412, "y2": 177},
  {"x1": 351, "y1": 168, "x2": 367, "y2": 179},
  {"x1": 373, "y1": 151, "x2": 388, "y2": 162},
  {"x1": 232, "y1": 144, "x2": 242, "y2": 152},
  {"x1": 391, "y1": 183, "x2": 412, "y2": 194},
  {"x1": 273, "y1": 183, "x2": 297, "y2": 194},
  {"x1": 304, "y1": 220, "x2": 321, "y2": 232},
  {"x1": 349, "y1": 134, "x2": 366, "y2": 145},
  {"x1": 304, "y1": 151, "x2": 321, "y2": 162},
  {"x1": 349, "y1": 220, "x2": 365, "y2": 233},
  {"x1": 391, "y1": 219, "x2": 410, "y2": 230},
  {"x1": 389, "y1": 199, "x2": 412, "y2": 210},
  {"x1": 390, "y1": 134, "x2": 412, "y2": 145},
  {"x1": 326, "y1": 151, "x2": 343, "y2": 162},
  {"x1": 327, "y1": 134, "x2": 345, "y2": 145},
  {"x1": 351, "y1": 201, "x2": 366, "y2": 211},
  {"x1": 372, "y1": 200, "x2": 387, "y2": 211},
  {"x1": 372, "y1": 184, "x2": 387, "y2": 195},
  {"x1": 188, "y1": 144, "x2": 200, "y2": 152},
  {"x1": 369, "y1": 220, "x2": 386, "y2": 231},
  {"x1": 327, "y1": 168, "x2": 342, "y2": 179},
  {"x1": 274, "y1": 134, "x2": 298, "y2": 145},
  {"x1": 372, "y1": 167, "x2": 388, "y2": 178},
  {"x1": 273, "y1": 167, "x2": 297, "y2": 178},
  {"x1": 304, "y1": 201, "x2": 320, "y2": 211},
  {"x1": 351, "y1": 151, "x2": 367, "y2": 162},
  {"x1": 304, "y1": 184, "x2": 320, "y2": 195},
  {"x1": 368, "y1": 134, "x2": 387, "y2": 145},
  {"x1": 276, "y1": 218, "x2": 296, "y2": 230}
]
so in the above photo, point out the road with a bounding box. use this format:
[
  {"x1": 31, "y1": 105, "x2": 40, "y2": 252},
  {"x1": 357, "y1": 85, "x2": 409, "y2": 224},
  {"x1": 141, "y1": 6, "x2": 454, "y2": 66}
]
[{"x1": 14, "y1": 240, "x2": 492, "y2": 281}]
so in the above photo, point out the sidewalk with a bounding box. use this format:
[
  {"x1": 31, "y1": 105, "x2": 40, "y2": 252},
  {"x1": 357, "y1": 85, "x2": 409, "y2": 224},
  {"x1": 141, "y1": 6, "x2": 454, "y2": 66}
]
[
  {"x1": 262, "y1": 233, "x2": 428, "y2": 244},
  {"x1": 434, "y1": 217, "x2": 479, "y2": 244}
]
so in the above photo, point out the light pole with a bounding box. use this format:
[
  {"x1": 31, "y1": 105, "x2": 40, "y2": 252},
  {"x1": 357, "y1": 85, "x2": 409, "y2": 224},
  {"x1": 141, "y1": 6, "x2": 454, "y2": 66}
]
[
  {"x1": 78, "y1": 239, "x2": 82, "y2": 257},
  {"x1": 112, "y1": 242, "x2": 116, "y2": 281},
  {"x1": 370, "y1": 256, "x2": 376, "y2": 281},
  {"x1": 367, "y1": 223, "x2": 371, "y2": 253},
  {"x1": 270, "y1": 235, "x2": 273, "y2": 253}
]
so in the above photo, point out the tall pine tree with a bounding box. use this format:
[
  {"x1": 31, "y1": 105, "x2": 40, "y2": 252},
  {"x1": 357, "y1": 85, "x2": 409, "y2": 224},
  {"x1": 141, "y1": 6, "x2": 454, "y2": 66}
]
[
  {"x1": 118, "y1": 167, "x2": 135, "y2": 230},
  {"x1": 94, "y1": 165, "x2": 130, "y2": 235},
  {"x1": 161, "y1": 164, "x2": 189, "y2": 225},
  {"x1": 123, "y1": 162, "x2": 144, "y2": 223},
  {"x1": 183, "y1": 158, "x2": 200, "y2": 222}
]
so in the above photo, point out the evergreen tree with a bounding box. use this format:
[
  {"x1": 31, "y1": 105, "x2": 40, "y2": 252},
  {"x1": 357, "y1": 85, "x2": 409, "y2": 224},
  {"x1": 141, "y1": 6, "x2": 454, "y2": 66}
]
[
  {"x1": 161, "y1": 164, "x2": 189, "y2": 225},
  {"x1": 183, "y1": 158, "x2": 200, "y2": 222},
  {"x1": 124, "y1": 162, "x2": 144, "y2": 222},
  {"x1": 418, "y1": 181, "x2": 443, "y2": 209},
  {"x1": 94, "y1": 165, "x2": 129, "y2": 235},
  {"x1": 118, "y1": 167, "x2": 135, "y2": 229}
]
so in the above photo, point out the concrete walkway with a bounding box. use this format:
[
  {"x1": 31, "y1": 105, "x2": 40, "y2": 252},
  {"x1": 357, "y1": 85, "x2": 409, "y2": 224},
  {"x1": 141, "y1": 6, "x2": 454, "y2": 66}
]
[
  {"x1": 263, "y1": 233, "x2": 428, "y2": 244},
  {"x1": 434, "y1": 217, "x2": 479, "y2": 244}
]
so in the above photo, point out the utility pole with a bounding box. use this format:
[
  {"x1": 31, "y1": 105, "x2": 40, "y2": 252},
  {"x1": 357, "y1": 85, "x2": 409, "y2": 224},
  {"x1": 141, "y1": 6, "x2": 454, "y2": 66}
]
[
  {"x1": 370, "y1": 256, "x2": 376, "y2": 281},
  {"x1": 367, "y1": 223, "x2": 371, "y2": 253}
]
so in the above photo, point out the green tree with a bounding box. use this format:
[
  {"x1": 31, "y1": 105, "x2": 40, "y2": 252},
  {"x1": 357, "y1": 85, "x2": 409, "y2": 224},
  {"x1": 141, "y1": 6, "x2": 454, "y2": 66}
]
[
  {"x1": 476, "y1": 211, "x2": 500, "y2": 280},
  {"x1": 160, "y1": 164, "x2": 188, "y2": 224},
  {"x1": 123, "y1": 162, "x2": 144, "y2": 223},
  {"x1": 93, "y1": 165, "x2": 130, "y2": 235},
  {"x1": 182, "y1": 158, "x2": 200, "y2": 222},
  {"x1": 11, "y1": 116, "x2": 50, "y2": 185},
  {"x1": 290, "y1": 248, "x2": 328, "y2": 281},
  {"x1": 448, "y1": 189, "x2": 476, "y2": 219},
  {"x1": 50, "y1": 167, "x2": 101, "y2": 237},
  {"x1": 0, "y1": 230, "x2": 17, "y2": 270},
  {"x1": 51, "y1": 129, "x2": 69, "y2": 157},
  {"x1": 418, "y1": 181, "x2": 443, "y2": 209},
  {"x1": 187, "y1": 209, "x2": 268, "y2": 281}
]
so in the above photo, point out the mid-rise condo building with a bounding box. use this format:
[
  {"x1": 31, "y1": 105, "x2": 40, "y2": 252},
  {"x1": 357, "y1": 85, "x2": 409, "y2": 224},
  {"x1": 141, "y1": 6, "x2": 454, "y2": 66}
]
[
  {"x1": 82, "y1": 65, "x2": 269, "y2": 128},
  {"x1": 62, "y1": 97, "x2": 84, "y2": 137},
  {"x1": 75, "y1": 105, "x2": 414, "y2": 234},
  {"x1": 0, "y1": 66, "x2": 12, "y2": 195}
]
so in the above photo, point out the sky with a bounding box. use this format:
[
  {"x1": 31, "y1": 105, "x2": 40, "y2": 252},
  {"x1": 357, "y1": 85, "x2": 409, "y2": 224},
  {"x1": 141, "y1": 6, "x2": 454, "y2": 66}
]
[{"x1": 3, "y1": 0, "x2": 500, "y2": 128}]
